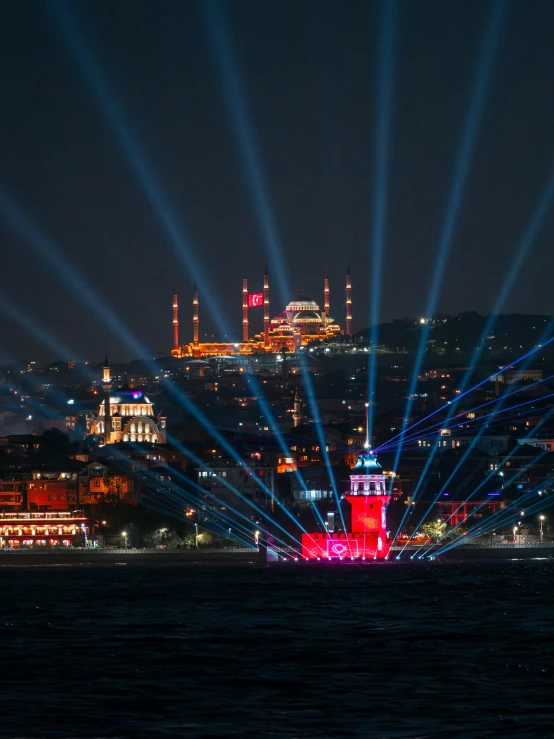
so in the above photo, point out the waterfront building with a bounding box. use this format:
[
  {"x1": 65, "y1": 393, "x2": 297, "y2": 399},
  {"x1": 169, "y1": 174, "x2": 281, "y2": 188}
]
[
  {"x1": 0, "y1": 510, "x2": 95, "y2": 548},
  {"x1": 438, "y1": 498, "x2": 505, "y2": 526},
  {"x1": 78, "y1": 462, "x2": 136, "y2": 505}
]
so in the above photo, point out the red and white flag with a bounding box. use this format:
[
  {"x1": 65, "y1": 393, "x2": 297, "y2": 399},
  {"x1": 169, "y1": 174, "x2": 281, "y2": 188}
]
[{"x1": 248, "y1": 292, "x2": 263, "y2": 307}]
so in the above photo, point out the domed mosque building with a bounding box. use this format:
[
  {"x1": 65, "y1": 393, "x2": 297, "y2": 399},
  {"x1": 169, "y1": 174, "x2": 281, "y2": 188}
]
[
  {"x1": 267, "y1": 295, "x2": 341, "y2": 351},
  {"x1": 86, "y1": 357, "x2": 167, "y2": 445},
  {"x1": 171, "y1": 267, "x2": 350, "y2": 357}
]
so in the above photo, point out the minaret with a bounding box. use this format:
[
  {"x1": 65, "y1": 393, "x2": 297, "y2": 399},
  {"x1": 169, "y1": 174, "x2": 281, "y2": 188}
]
[
  {"x1": 263, "y1": 267, "x2": 270, "y2": 347},
  {"x1": 192, "y1": 283, "x2": 199, "y2": 345},
  {"x1": 345, "y1": 267, "x2": 352, "y2": 337},
  {"x1": 172, "y1": 289, "x2": 179, "y2": 356},
  {"x1": 242, "y1": 278, "x2": 249, "y2": 342},
  {"x1": 292, "y1": 390, "x2": 302, "y2": 427},
  {"x1": 102, "y1": 353, "x2": 112, "y2": 445},
  {"x1": 324, "y1": 267, "x2": 330, "y2": 317}
]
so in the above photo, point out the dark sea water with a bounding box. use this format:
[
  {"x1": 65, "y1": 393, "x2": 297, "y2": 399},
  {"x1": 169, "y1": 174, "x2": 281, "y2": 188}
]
[{"x1": 1, "y1": 559, "x2": 554, "y2": 739}]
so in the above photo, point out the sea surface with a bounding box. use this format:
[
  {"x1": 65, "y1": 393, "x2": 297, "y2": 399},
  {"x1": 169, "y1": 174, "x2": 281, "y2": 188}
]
[{"x1": 1, "y1": 558, "x2": 553, "y2": 738}]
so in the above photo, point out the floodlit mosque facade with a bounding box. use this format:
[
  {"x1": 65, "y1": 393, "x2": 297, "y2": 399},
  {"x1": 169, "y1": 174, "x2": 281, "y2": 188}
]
[
  {"x1": 301, "y1": 452, "x2": 391, "y2": 560},
  {"x1": 86, "y1": 358, "x2": 167, "y2": 445},
  {"x1": 171, "y1": 268, "x2": 353, "y2": 357}
]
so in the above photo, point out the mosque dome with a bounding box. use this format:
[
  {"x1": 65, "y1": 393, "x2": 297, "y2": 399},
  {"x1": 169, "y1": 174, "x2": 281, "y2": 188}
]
[
  {"x1": 286, "y1": 297, "x2": 320, "y2": 311},
  {"x1": 108, "y1": 387, "x2": 150, "y2": 404},
  {"x1": 292, "y1": 311, "x2": 322, "y2": 322}
]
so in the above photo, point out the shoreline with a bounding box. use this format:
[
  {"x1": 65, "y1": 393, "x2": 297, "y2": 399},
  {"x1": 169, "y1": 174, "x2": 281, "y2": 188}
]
[
  {"x1": 0, "y1": 547, "x2": 262, "y2": 566},
  {"x1": 1, "y1": 544, "x2": 554, "y2": 565}
]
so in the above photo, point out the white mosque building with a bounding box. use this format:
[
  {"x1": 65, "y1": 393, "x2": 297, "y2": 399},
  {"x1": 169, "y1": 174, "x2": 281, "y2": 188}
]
[{"x1": 86, "y1": 357, "x2": 167, "y2": 444}]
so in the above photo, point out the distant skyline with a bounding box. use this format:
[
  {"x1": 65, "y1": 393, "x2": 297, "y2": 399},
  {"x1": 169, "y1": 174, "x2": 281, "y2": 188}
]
[{"x1": 2, "y1": 0, "x2": 554, "y2": 363}]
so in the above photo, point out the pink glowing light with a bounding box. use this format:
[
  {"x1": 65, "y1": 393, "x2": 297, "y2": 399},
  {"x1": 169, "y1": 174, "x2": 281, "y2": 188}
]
[{"x1": 326, "y1": 539, "x2": 359, "y2": 558}]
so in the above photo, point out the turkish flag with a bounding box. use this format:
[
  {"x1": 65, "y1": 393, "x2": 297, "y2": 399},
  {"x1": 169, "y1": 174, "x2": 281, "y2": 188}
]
[{"x1": 248, "y1": 292, "x2": 263, "y2": 307}]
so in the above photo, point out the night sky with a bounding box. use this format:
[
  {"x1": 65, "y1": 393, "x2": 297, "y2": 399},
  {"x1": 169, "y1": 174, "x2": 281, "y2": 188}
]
[{"x1": 1, "y1": 0, "x2": 554, "y2": 363}]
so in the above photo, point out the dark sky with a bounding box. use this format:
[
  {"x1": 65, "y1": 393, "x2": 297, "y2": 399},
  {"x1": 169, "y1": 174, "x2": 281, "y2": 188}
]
[{"x1": 1, "y1": 0, "x2": 554, "y2": 363}]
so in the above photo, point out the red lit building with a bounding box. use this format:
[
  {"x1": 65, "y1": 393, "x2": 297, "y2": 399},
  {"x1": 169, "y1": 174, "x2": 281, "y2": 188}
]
[
  {"x1": 0, "y1": 481, "x2": 25, "y2": 510},
  {"x1": 438, "y1": 498, "x2": 505, "y2": 526},
  {"x1": 79, "y1": 462, "x2": 136, "y2": 505},
  {"x1": 302, "y1": 452, "x2": 391, "y2": 559},
  {"x1": 27, "y1": 472, "x2": 79, "y2": 511}
]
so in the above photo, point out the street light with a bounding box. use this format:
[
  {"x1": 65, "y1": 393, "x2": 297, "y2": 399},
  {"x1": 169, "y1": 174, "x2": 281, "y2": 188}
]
[
  {"x1": 513, "y1": 526, "x2": 518, "y2": 543},
  {"x1": 539, "y1": 515, "x2": 545, "y2": 543},
  {"x1": 194, "y1": 523, "x2": 198, "y2": 548},
  {"x1": 122, "y1": 531, "x2": 127, "y2": 549}
]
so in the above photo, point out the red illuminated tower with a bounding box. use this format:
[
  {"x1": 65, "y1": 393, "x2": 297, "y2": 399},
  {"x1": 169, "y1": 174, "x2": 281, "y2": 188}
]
[
  {"x1": 324, "y1": 267, "x2": 330, "y2": 316},
  {"x1": 172, "y1": 289, "x2": 179, "y2": 355},
  {"x1": 242, "y1": 278, "x2": 249, "y2": 341},
  {"x1": 263, "y1": 267, "x2": 270, "y2": 347},
  {"x1": 345, "y1": 267, "x2": 352, "y2": 337},
  {"x1": 301, "y1": 452, "x2": 390, "y2": 559},
  {"x1": 192, "y1": 283, "x2": 199, "y2": 345}
]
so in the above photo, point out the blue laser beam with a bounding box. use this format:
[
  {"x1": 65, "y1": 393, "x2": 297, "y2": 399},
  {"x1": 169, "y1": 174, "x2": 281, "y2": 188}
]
[
  {"x1": 48, "y1": 0, "x2": 232, "y2": 338},
  {"x1": 378, "y1": 333, "x2": 554, "y2": 454},
  {"x1": 297, "y1": 354, "x2": 351, "y2": 552},
  {"x1": 421, "y1": 409, "x2": 554, "y2": 556},
  {"x1": 367, "y1": 0, "x2": 397, "y2": 443},
  {"x1": 417, "y1": 457, "x2": 551, "y2": 558},
  {"x1": 0, "y1": 189, "x2": 152, "y2": 358},
  {"x1": 410, "y1": 166, "x2": 554, "y2": 488},
  {"x1": 165, "y1": 428, "x2": 306, "y2": 544},
  {"x1": 0, "y1": 293, "x2": 98, "y2": 385},
  {"x1": 387, "y1": 0, "x2": 505, "y2": 494},
  {"x1": 433, "y1": 481, "x2": 554, "y2": 557},
  {"x1": 381, "y1": 374, "x2": 554, "y2": 452},
  {"x1": 201, "y1": 0, "x2": 291, "y2": 307},
  {"x1": 0, "y1": 191, "x2": 311, "y2": 549}
]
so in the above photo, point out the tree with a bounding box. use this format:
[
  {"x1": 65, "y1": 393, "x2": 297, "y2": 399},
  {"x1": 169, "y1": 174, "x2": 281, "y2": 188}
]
[
  {"x1": 104, "y1": 473, "x2": 127, "y2": 501},
  {"x1": 40, "y1": 428, "x2": 71, "y2": 454},
  {"x1": 420, "y1": 521, "x2": 463, "y2": 541},
  {"x1": 72, "y1": 531, "x2": 86, "y2": 548},
  {"x1": 420, "y1": 521, "x2": 447, "y2": 541},
  {"x1": 143, "y1": 527, "x2": 184, "y2": 548}
]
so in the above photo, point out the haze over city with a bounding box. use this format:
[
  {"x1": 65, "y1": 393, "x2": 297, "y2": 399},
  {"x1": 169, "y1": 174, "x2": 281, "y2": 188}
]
[
  {"x1": 2, "y1": 2, "x2": 554, "y2": 738},
  {"x1": 2, "y1": 0, "x2": 554, "y2": 362}
]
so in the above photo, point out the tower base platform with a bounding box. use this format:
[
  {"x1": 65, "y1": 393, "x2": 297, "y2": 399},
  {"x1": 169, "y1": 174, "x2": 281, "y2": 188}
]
[{"x1": 302, "y1": 532, "x2": 389, "y2": 560}]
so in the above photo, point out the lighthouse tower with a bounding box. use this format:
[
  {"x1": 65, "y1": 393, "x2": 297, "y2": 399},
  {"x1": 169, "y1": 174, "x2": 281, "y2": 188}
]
[
  {"x1": 301, "y1": 451, "x2": 391, "y2": 559},
  {"x1": 344, "y1": 452, "x2": 390, "y2": 558}
]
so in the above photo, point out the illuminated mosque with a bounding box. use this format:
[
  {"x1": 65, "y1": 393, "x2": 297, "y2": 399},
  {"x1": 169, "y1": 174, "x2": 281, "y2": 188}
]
[
  {"x1": 86, "y1": 357, "x2": 167, "y2": 444},
  {"x1": 171, "y1": 268, "x2": 353, "y2": 357}
]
